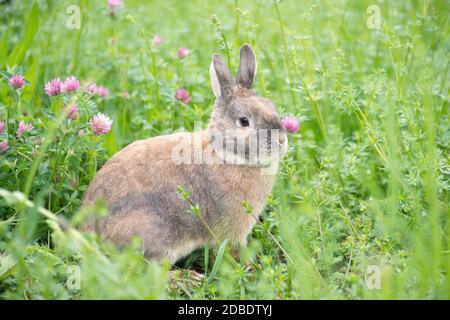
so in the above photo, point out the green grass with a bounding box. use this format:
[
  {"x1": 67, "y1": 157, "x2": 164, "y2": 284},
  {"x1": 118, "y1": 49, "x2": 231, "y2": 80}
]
[{"x1": 0, "y1": 0, "x2": 449, "y2": 299}]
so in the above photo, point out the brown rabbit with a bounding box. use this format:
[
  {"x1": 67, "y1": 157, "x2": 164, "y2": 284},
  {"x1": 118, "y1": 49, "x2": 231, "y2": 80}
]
[{"x1": 82, "y1": 44, "x2": 288, "y2": 263}]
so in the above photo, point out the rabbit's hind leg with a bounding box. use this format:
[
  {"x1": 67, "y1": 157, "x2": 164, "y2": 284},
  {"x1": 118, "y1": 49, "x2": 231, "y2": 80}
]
[
  {"x1": 102, "y1": 208, "x2": 206, "y2": 264},
  {"x1": 102, "y1": 208, "x2": 168, "y2": 258}
]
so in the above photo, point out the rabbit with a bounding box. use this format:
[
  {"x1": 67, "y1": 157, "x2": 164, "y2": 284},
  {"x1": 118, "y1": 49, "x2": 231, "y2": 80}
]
[{"x1": 82, "y1": 44, "x2": 288, "y2": 264}]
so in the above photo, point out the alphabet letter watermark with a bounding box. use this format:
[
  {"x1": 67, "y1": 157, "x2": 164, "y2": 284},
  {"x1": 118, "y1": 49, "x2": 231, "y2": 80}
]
[
  {"x1": 66, "y1": 5, "x2": 81, "y2": 30},
  {"x1": 366, "y1": 5, "x2": 381, "y2": 30},
  {"x1": 66, "y1": 265, "x2": 81, "y2": 290},
  {"x1": 365, "y1": 265, "x2": 381, "y2": 290}
]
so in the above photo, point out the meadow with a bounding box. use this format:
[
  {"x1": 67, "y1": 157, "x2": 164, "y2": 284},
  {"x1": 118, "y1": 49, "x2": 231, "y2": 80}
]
[{"x1": 0, "y1": 0, "x2": 449, "y2": 299}]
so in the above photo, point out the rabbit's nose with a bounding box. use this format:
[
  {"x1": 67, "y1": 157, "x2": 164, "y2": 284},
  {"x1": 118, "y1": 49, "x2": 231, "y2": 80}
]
[{"x1": 279, "y1": 134, "x2": 286, "y2": 145}]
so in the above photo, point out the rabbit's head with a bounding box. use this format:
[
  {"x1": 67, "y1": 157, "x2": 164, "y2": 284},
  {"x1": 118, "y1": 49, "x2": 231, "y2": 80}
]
[{"x1": 208, "y1": 44, "x2": 287, "y2": 166}]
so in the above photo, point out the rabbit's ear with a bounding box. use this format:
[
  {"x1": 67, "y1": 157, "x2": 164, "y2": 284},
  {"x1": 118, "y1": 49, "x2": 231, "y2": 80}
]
[
  {"x1": 236, "y1": 44, "x2": 256, "y2": 89},
  {"x1": 210, "y1": 54, "x2": 235, "y2": 99}
]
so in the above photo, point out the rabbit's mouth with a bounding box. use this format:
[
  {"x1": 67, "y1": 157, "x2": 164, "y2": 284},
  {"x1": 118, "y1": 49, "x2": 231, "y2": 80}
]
[
  {"x1": 209, "y1": 129, "x2": 288, "y2": 167},
  {"x1": 277, "y1": 133, "x2": 289, "y2": 156}
]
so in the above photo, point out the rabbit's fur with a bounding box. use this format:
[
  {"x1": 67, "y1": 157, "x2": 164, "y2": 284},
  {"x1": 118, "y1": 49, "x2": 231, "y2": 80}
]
[{"x1": 82, "y1": 44, "x2": 287, "y2": 263}]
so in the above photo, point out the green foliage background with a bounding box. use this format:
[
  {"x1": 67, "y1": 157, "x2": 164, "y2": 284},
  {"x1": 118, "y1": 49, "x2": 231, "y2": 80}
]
[{"x1": 0, "y1": 0, "x2": 449, "y2": 299}]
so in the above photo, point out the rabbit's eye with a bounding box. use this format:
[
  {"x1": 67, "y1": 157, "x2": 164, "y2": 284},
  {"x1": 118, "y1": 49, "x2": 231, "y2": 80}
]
[{"x1": 238, "y1": 117, "x2": 250, "y2": 127}]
